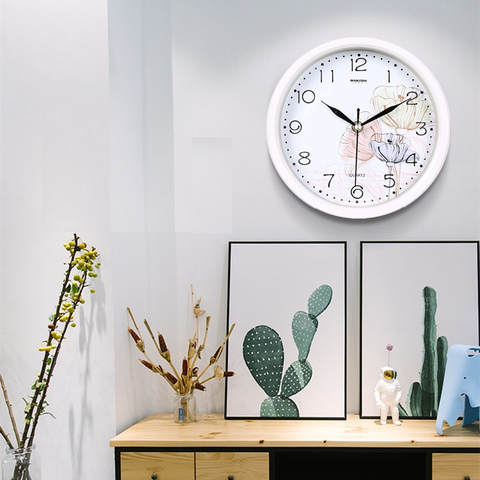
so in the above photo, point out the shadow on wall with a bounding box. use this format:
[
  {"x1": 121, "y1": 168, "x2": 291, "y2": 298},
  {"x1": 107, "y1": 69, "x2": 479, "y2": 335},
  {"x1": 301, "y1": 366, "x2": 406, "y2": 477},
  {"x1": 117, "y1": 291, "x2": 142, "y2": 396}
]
[{"x1": 69, "y1": 269, "x2": 107, "y2": 479}]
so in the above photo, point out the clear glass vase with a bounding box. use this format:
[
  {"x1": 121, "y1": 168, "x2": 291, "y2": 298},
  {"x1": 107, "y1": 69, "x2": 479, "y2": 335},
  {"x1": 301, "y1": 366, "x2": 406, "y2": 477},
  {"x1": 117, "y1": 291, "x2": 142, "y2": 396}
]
[
  {"x1": 173, "y1": 392, "x2": 196, "y2": 423},
  {"x1": 2, "y1": 445, "x2": 40, "y2": 480}
]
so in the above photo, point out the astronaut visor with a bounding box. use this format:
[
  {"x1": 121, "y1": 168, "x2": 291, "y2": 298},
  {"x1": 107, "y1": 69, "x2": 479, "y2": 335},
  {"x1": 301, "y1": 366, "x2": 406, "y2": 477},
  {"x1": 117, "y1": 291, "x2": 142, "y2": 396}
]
[{"x1": 383, "y1": 369, "x2": 394, "y2": 380}]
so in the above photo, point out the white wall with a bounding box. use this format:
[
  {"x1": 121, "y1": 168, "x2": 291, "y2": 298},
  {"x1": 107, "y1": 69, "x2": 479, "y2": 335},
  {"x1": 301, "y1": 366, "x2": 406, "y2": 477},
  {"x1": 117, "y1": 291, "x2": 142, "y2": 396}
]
[
  {"x1": 0, "y1": 0, "x2": 114, "y2": 478},
  {"x1": 0, "y1": 0, "x2": 479, "y2": 478},
  {"x1": 115, "y1": 0, "x2": 480, "y2": 438}
]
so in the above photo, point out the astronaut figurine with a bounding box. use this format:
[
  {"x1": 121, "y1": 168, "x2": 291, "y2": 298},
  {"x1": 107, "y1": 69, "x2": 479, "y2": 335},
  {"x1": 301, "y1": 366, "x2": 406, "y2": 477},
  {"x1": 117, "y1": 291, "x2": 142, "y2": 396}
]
[{"x1": 374, "y1": 366, "x2": 402, "y2": 425}]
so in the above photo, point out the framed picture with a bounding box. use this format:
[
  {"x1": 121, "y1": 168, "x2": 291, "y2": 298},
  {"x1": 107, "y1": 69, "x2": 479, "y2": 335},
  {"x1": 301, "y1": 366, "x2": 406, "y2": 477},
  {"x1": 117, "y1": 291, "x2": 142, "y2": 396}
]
[
  {"x1": 360, "y1": 241, "x2": 480, "y2": 419},
  {"x1": 225, "y1": 241, "x2": 346, "y2": 419}
]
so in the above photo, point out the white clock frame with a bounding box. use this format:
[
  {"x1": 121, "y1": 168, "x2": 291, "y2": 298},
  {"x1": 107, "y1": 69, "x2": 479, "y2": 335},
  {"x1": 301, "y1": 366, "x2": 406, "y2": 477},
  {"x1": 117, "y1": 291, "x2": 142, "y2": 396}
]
[{"x1": 266, "y1": 37, "x2": 450, "y2": 219}]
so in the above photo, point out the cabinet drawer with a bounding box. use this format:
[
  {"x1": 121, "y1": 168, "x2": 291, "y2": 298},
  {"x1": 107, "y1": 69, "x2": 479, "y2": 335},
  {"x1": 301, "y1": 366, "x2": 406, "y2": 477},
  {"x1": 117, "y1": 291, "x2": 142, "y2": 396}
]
[
  {"x1": 196, "y1": 452, "x2": 269, "y2": 480},
  {"x1": 120, "y1": 451, "x2": 195, "y2": 480},
  {"x1": 432, "y1": 453, "x2": 480, "y2": 480}
]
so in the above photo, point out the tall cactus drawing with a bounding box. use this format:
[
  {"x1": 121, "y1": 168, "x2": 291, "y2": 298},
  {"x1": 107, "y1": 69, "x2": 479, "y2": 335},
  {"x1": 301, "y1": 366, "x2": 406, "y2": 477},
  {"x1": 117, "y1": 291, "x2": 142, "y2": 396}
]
[
  {"x1": 402, "y1": 286, "x2": 448, "y2": 417},
  {"x1": 243, "y1": 285, "x2": 333, "y2": 417}
]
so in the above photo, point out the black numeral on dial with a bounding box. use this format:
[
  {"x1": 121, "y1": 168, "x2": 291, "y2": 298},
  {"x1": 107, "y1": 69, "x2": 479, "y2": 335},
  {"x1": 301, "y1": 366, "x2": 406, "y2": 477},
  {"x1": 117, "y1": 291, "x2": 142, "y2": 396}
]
[
  {"x1": 288, "y1": 120, "x2": 302, "y2": 134},
  {"x1": 298, "y1": 151, "x2": 311, "y2": 165},
  {"x1": 384, "y1": 174, "x2": 396, "y2": 189},
  {"x1": 296, "y1": 90, "x2": 315, "y2": 104},
  {"x1": 351, "y1": 57, "x2": 367, "y2": 72},
  {"x1": 320, "y1": 70, "x2": 334, "y2": 83}
]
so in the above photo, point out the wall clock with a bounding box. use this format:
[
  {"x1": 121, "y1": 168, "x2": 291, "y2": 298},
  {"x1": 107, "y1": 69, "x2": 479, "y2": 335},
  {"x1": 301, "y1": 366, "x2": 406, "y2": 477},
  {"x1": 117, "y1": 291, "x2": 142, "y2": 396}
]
[{"x1": 266, "y1": 38, "x2": 450, "y2": 219}]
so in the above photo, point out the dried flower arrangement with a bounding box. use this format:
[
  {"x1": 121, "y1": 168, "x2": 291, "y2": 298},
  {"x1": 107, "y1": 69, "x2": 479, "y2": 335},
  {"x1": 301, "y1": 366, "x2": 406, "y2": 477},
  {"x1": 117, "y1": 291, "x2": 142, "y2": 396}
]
[
  {"x1": 0, "y1": 234, "x2": 100, "y2": 479},
  {"x1": 127, "y1": 286, "x2": 235, "y2": 399}
]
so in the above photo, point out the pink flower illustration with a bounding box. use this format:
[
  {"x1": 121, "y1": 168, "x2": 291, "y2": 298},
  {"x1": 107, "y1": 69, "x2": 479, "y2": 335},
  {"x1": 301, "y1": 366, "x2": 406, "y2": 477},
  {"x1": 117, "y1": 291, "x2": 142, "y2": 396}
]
[
  {"x1": 370, "y1": 85, "x2": 431, "y2": 131},
  {"x1": 339, "y1": 118, "x2": 381, "y2": 164}
]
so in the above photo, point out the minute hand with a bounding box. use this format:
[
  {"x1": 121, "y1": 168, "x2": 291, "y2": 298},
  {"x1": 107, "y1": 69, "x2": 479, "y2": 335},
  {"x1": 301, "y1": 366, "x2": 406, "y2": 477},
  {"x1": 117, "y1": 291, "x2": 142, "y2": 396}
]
[{"x1": 362, "y1": 93, "x2": 418, "y2": 127}]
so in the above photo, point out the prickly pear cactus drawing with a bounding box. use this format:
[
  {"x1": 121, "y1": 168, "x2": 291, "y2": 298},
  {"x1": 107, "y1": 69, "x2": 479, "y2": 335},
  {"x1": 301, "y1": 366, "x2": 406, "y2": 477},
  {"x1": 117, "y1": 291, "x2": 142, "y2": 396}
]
[
  {"x1": 243, "y1": 285, "x2": 333, "y2": 417},
  {"x1": 243, "y1": 325, "x2": 284, "y2": 398},
  {"x1": 399, "y1": 286, "x2": 448, "y2": 418}
]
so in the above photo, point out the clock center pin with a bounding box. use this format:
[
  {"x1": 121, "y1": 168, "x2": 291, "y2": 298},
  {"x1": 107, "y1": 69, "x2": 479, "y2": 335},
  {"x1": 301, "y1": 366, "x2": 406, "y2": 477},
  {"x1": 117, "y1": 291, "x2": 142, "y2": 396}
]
[{"x1": 352, "y1": 122, "x2": 364, "y2": 133}]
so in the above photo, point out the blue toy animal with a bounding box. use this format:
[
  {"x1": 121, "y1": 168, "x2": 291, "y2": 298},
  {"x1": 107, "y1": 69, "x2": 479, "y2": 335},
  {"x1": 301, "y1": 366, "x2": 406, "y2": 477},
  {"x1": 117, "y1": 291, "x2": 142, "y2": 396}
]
[{"x1": 436, "y1": 345, "x2": 480, "y2": 435}]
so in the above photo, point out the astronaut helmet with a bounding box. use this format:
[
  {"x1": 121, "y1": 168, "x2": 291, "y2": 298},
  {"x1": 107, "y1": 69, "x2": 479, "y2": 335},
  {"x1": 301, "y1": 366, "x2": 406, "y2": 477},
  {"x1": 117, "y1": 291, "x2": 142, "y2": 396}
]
[{"x1": 381, "y1": 366, "x2": 396, "y2": 381}]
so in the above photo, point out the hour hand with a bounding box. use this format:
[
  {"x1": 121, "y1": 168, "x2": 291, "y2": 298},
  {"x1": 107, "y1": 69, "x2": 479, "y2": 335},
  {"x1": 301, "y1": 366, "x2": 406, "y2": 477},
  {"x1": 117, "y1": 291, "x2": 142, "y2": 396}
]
[{"x1": 321, "y1": 101, "x2": 355, "y2": 126}]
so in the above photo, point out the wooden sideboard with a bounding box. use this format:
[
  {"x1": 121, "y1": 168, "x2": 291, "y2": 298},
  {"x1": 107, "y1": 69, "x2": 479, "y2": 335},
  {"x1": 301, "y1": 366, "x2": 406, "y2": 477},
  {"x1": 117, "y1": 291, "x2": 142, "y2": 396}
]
[{"x1": 110, "y1": 414, "x2": 480, "y2": 480}]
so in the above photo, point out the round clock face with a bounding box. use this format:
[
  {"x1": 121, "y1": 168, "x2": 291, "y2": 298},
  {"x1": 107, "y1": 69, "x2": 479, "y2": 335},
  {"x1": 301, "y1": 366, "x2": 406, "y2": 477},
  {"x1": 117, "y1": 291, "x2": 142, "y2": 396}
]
[{"x1": 266, "y1": 38, "x2": 450, "y2": 219}]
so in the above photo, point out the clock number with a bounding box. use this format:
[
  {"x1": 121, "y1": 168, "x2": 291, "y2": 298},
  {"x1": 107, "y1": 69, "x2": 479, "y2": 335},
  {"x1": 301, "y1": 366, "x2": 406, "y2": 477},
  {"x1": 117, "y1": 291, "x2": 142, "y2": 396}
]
[
  {"x1": 350, "y1": 184, "x2": 364, "y2": 199},
  {"x1": 297, "y1": 89, "x2": 316, "y2": 104},
  {"x1": 405, "y1": 153, "x2": 418, "y2": 166},
  {"x1": 289, "y1": 120, "x2": 302, "y2": 134},
  {"x1": 384, "y1": 173, "x2": 396, "y2": 189},
  {"x1": 298, "y1": 151, "x2": 311, "y2": 166},
  {"x1": 320, "y1": 70, "x2": 335, "y2": 83},
  {"x1": 416, "y1": 122, "x2": 427, "y2": 136},
  {"x1": 351, "y1": 57, "x2": 367, "y2": 72},
  {"x1": 406, "y1": 91, "x2": 419, "y2": 105},
  {"x1": 323, "y1": 173, "x2": 335, "y2": 188},
  {"x1": 387, "y1": 70, "x2": 391, "y2": 83}
]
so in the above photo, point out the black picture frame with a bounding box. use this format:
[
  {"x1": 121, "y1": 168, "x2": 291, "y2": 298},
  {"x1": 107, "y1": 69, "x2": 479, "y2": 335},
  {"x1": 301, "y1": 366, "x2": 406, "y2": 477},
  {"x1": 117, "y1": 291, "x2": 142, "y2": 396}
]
[
  {"x1": 360, "y1": 241, "x2": 480, "y2": 419},
  {"x1": 225, "y1": 241, "x2": 347, "y2": 419}
]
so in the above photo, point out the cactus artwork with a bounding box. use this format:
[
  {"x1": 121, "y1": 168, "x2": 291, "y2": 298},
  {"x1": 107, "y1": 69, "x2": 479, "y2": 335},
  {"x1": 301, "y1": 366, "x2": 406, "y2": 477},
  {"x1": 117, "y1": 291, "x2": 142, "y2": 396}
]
[
  {"x1": 243, "y1": 285, "x2": 333, "y2": 417},
  {"x1": 400, "y1": 286, "x2": 448, "y2": 417}
]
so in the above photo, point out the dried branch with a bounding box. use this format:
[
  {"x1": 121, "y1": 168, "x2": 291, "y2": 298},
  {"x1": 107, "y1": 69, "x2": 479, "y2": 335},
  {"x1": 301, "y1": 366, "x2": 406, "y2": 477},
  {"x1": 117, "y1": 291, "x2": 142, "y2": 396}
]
[
  {"x1": 127, "y1": 286, "x2": 235, "y2": 396},
  {"x1": 0, "y1": 425, "x2": 14, "y2": 450},
  {"x1": 0, "y1": 374, "x2": 20, "y2": 446},
  {"x1": 197, "y1": 323, "x2": 235, "y2": 383}
]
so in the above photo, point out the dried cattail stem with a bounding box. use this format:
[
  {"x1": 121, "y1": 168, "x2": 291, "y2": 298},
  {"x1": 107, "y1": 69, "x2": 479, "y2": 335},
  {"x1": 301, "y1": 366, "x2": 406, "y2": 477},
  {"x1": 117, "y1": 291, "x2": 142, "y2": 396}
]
[
  {"x1": 127, "y1": 289, "x2": 235, "y2": 396},
  {"x1": 165, "y1": 372, "x2": 179, "y2": 387},
  {"x1": 158, "y1": 334, "x2": 168, "y2": 353},
  {"x1": 128, "y1": 328, "x2": 145, "y2": 353}
]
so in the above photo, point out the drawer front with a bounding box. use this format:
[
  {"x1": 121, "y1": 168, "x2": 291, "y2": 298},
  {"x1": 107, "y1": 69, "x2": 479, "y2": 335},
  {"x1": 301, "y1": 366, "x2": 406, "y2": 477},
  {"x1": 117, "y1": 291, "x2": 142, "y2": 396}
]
[
  {"x1": 120, "y1": 451, "x2": 195, "y2": 480},
  {"x1": 196, "y1": 452, "x2": 269, "y2": 480},
  {"x1": 432, "y1": 453, "x2": 480, "y2": 480}
]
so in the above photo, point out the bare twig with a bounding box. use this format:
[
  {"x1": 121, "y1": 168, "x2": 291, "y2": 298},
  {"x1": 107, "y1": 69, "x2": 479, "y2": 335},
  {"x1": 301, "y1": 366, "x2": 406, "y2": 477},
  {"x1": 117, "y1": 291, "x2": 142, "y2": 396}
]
[
  {"x1": 0, "y1": 424, "x2": 14, "y2": 450},
  {"x1": 0, "y1": 374, "x2": 20, "y2": 446}
]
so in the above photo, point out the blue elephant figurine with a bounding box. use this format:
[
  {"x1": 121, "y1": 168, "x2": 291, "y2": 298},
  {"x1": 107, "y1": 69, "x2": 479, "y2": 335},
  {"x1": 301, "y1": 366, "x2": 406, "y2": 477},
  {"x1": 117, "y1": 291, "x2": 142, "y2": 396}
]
[{"x1": 436, "y1": 344, "x2": 480, "y2": 435}]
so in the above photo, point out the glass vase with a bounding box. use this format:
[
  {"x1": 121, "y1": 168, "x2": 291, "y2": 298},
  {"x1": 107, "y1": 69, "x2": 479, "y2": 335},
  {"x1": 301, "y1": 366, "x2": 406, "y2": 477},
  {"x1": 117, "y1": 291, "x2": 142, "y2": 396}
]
[
  {"x1": 173, "y1": 392, "x2": 196, "y2": 424},
  {"x1": 2, "y1": 445, "x2": 40, "y2": 480}
]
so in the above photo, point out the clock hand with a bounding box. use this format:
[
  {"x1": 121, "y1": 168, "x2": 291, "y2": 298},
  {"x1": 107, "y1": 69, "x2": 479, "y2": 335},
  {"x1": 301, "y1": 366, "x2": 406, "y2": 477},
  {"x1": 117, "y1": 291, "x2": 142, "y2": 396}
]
[
  {"x1": 354, "y1": 108, "x2": 360, "y2": 185},
  {"x1": 321, "y1": 101, "x2": 355, "y2": 126},
  {"x1": 349, "y1": 108, "x2": 365, "y2": 201},
  {"x1": 362, "y1": 92, "x2": 419, "y2": 126}
]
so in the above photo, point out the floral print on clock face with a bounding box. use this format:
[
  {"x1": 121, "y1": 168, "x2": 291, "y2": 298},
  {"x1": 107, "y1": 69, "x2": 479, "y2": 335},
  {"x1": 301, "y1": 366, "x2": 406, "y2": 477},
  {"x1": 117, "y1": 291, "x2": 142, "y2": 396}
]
[{"x1": 334, "y1": 84, "x2": 434, "y2": 202}]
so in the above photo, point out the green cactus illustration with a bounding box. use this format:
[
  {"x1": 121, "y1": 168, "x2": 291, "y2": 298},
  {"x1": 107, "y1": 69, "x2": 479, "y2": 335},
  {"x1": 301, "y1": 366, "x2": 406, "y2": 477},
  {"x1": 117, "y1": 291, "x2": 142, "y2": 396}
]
[
  {"x1": 243, "y1": 325, "x2": 284, "y2": 398},
  {"x1": 243, "y1": 285, "x2": 333, "y2": 417},
  {"x1": 280, "y1": 360, "x2": 313, "y2": 398},
  {"x1": 401, "y1": 286, "x2": 448, "y2": 417},
  {"x1": 260, "y1": 395, "x2": 299, "y2": 417}
]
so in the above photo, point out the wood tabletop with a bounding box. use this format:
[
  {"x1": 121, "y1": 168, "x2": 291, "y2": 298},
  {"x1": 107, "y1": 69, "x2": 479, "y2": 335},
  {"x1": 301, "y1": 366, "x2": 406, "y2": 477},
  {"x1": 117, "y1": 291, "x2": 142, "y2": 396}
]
[{"x1": 110, "y1": 414, "x2": 480, "y2": 449}]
